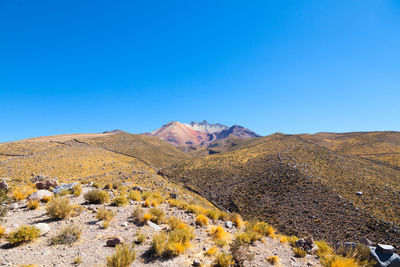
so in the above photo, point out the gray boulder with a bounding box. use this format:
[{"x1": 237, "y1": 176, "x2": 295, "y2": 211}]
[
  {"x1": 53, "y1": 182, "x2": 78, "y2": 194},
  {"x1": 370, "y1": 244, "x2": 400, "y2": 267},
  {"x1": 28, "y1": 190, "x2": 53, "y2": 201},
  {"x1": 131, "y1": 186, "x2": 144, "y2": 193}
]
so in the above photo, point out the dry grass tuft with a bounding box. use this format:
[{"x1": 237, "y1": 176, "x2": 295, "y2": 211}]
[
  {"x1": 195, "y1": 214, "x2": 209, "y2": 227},
  {"x1": 205, "y1": 246, "x2": 219, "y2": 256},
  {"x1": 96, "y1": 207, "x2": 114, "y2": 221},
  {"x1": 84, "y1": 189, "x2": 110, "y2": 204},
  {"x1": 152, "y1": 228, "x2": 194, "y2": 258},
  {"x1": 112, "y1": 195, "x2": 128, "y2": 207},
  {"x1": 7, "y1": 225, "x2": 40, "y2": 246},
  {"x1": 27, "y1": 199, "x2": 40, "y2": 210},
  {"x1": 50, "y1": 224, "x2": 82, "y2": 245},
  {"x1": 213, "y1": 252, "x2": 235, "y2": 267},
  {"x1": 209, "y1": 225, "x2": 230, "y2": 247},
  {"x1": 267, "y1": 255, "x2": 280, "y2": 265},
  {"x1": 46, "y1": 197, "x2": 74, "y2": 219},
  {"x1": 149, "y1": 208, "x2": 165, "y2": 224},
  {"x1": 12, "y1": 186, "x2": 36, "y2": 201},
  {"x1": 106, "y1": 243, "x2": 136, "y2": 267}
]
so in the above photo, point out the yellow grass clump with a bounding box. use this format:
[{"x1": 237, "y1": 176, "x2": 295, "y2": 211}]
[
  {"x1": 96, "y1": 207, "x2": 114, "y2": 221},
  {"x1": 46, "y1": 197, "x2": 74, "y2": 219},
  {"x1": 205, "y1": 246, "x2": 219, "y2": 256},
  {"x1": 7, "y1": 225, "x2": 40, "y2": 246},
  {"x1": 27, "y1": 199, "x2": 40, "y2": 210},
  {"x1": 213, "y1": 252, "x2": 235, "y2": 267},
  {"x1": 12, "y1": 185, "x2": 36, "y2": 201},
  {"x1": 209, "y1": 225, "x2": 230, "y2": 247},
  {"x1": 152, "y1": 227, "x2": 194, "y2": 258},
  {"x1": 229, "y1": 213, "x2": 244, "y2": 228},
  {"x1": 267, "y1": 255, "x2": 280, "y2": 265},
  {"x1": 195, "y1": 214, "x2": 209, "y2": 227},
  {"x1": 112, "y1": 195, "x2": 129, "y2": 207},
  {"x1": 143, "y1": 213, "x2": 152, "y2": 222},
  {"x1": 106, "y1": 243, "x2": 136, "y2": 267}
]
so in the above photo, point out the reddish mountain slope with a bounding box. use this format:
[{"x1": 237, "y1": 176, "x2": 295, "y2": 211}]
[{"x1": 145, "y1": 121, "x2": 260, "y2": 147}]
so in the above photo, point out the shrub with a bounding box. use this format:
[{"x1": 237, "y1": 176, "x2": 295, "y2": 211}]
[
  {"x1": 102, "y1": 220, "x2": 110, "y2": 229},
  {"x1": 267, "y1": 256, "x2": 279, "y2": 265},
  {"x1": 46, "y1": 197, "x2": 73, "y2": 219},
  {"x1": 0, "y1": 225, "x2": 5, "y2": 237},
  {"x1": 112, "y1": 195, "x2": 128, "y2": 207},
  {"x1": 205, "y1": 246, "x2": 219, "y2": 256},
  {"x1": 41, "y1": 195, "x2": 52, "y2": 203},
  {"x1": 74, "y1": 256, "x2": 82, "y2": 265},
  {"x1": 229, "y1": 213, "x2": 244, "y2": 228},
  {"x1": 143, "y1": 199, "x2": 151, "y2": 207},
  {"x1": 167, "y1": 216, "x2": 187, "y2": 230},
  {"x1": 205, "y1": 209, "x2": 219, "y2": 220},
  {"x1": 136, "y1": 230, "x2": 145, "y2": 244},
  {"x1": 84, "y1": 189, "x2": 110, "y2": 204},
  {"x1": 168, "y1": 199, "x2": 188, "y2": 209},
  {"x1": 72, "y1": 184, "x2": 82, "y2": 197},
  {"x1": 186, "y1": 204, "x2": 204, "y2": 215},
  {"x1": 128, "y1": 191, "x2": 141, "y2": 202},
  {"x1": 96, "y1": 207, "x2": 114, "y2": 221},
  {"x1": 131, "y1": 207, "x2": 145, "y2": 225},
  {"x1": 142, "y1": 192, "x2": 164, "y2": 206},
  {"x1": 106, "y1": 243, "x2": 136, "y2": 267},
  {"x1": 294, "y1": 247, "x2": 307, "y2": 258},
  {"x1": 149, "y1": 208, "x2": 165, "y2": 224},
  {"x1": 287, "y1": 235, "x2": 299, "y2": 246},
  {"x1": 333, "y1": 243, "x2": 375, "y2": 266},
  {"x1": 58, "y1": 189, "x2": 70, "y2": 196},
  {"x1": 252, "y1": 222, "x2": 268, "y2": 235},
  {"x1": 12, "y1": 186, "x2": 36, "y2": 201},
  {"x1": 50, "y1": 224, "x2": 82, "y2": 245},
  {"x1": 213, "y1": 252, "x2": 235, "y2": 267},
  {"x1": 327, "y1": 256, "x2": 358, "y2": 267},
  {"x1": 143, "y1": 213, "x2": 151, "y2": 222},
  {"x1": 209, "y1": 226, "x2": 230, "y2": 247},
  {"x1": 27, "y1": 199, "x2": 40, "y2": 210},
  {"x1": 278, "y1": 235, "x2": 288, "y2": 243},
  {"x1": 195, "y1": 214, "x2": 209, "y2": 226},
  {"x1": 152, "y1": 228, "x2": 194, "y2": 258},
  {"x1": 230, "y1": 237, "x2": 254, "y2": 266},
  {"x1": 315, "y1": 241, "x2": 333, "y2": 257},
  {"x1": 7, "y1": 225, "x2": 40, "y2": 246}
]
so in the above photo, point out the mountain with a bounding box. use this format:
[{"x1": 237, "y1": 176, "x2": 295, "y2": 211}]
[
  {"x1": 145, "y1": 120, "x2": 260, "y2": 147},
  {"x1": 161, "y1": 132, "x2": 400, "y2": 246}
]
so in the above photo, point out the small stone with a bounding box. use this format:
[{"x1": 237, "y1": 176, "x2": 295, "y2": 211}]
[
  {"x1": 355, "y1": 191, "x2": 363, "y2": 196},
  {"x1": 106, "y1": 237, "x2": 123, "y2": 247},
  {"x1": 131, "y1": 186, "x2": 144, "y2": 193},
  {"x1": 192, "y1": 259, "x2": 201, "y2": 266},
  {"x1": 9, "y1": 203, "x2": 18, "y2": 210},
  {"x1": 225, "y1": 221, "x2": 233, "y2": 229},
  {"x1": 120, "y1": 221, "x2": 129, "y2": 227},
  {"x1": 34, "y1": 223, "x2": 50, "y2": 236},
  {"x1": 169, "y1": 193, "x2": 178, "y2": 199}
]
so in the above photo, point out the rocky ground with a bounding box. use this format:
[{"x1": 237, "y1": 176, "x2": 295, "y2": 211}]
[{"x1": 0, "y1": 185, "x2": 321, "y2": 267}]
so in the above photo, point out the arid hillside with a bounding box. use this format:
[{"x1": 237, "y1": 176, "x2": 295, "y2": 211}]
[{"x1": 161, "y1": 133, "x2": 400, "y2": 246}]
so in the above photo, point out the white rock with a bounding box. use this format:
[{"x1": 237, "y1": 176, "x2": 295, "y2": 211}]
[
  {"x1": 146, "y1": 221, "x2": 161, "y2": 231},
  {"x1": 34, "y1": 223, "x2": 50, "y2": 236},
  {"x1": 28, "y1": 190, "x2": 53, "y2": 200},
  {"x1": 225, "y1": 220, "x2": 233, "y2": 229}
]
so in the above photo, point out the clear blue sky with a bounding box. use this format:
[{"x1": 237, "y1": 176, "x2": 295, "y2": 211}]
[{"x1": 1, "y1": 0, "x2": 400, "y2": 142}]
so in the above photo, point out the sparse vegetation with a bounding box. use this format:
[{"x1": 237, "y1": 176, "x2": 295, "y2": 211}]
[
  {"x1": 27, "y1": 199, "x2": 40, "y2": 210},
  {"x1": 72, "y1": 184, "x2": 82, "y2": 196},
  {"x1": 106, "y1": 243, "x2": 136, "y2": 267},
  {"x1": 50, "y1": 224, "x2": 82, "y2": 245},
  {"x1": 7, "y1": 225, "x2": 40, "y2": 246},
  {"x1": 213, "y1": 252, "x2": 235, "y2": 267},
  {"x1": 195, "y1": 214, "x2": 209, "y2": 226},
  {"x1": 209, "y1": 225, "x2": 230, "y2": 247},
  {"x1": 267, "y1": 256, "x2": 279, "y2": 265},
  {"x1": 112, "y1": 194, "x2": 129, "y2": 206},
  {"x1": 74, "y1": 255, "x2": 82, "y2": 265},
  {"x1": 229, "y1": 237, "x2": 254, "y2": 266},
  {"x1": 84, "y1": 189, "x2": 110, "y2": 204},
  {"x1": 96, "y1": 207, "x2": 114, "y2": 221},
  {"x1": 46, "y1": 197, "x2": 74, "y2": 219},
  {"x1": 12, "y1": 185, "x2": 36, "y2": 201},
  {"x1": 128, "y1": 191, "x2": 141, "y2": 201},
  {"x1": 135, "y1": 230, "x2": 145, "y2": 244},
  {"x1": 293, "y1": 247, "x2": 307, "y2": 258},
  {"x1": 152, "y1": 227, "x2": 194, "y2": 258},
  {"x1": 149, "y1": 207, "x2": 165, "y2": 224},
  {"x1": 131, "y1": 207, "x2": 146, "y2": 225},
  {"x1": 205, "y1": 246, "x2": 219, "y2": 256}
]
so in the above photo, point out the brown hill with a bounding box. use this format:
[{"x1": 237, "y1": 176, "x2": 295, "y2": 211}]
[{"x1": 161, "y1": 133, "x2": 400, "y2": 246}]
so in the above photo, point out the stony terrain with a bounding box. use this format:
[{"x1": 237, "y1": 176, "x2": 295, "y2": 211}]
[{"x1": 0, "y1": 185, "x2": 320, "y2": 267}]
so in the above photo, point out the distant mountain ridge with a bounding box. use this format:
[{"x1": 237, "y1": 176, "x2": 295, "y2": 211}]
[{"x1": 144, "y1": 120, "x2": 260, "y2": 147}]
